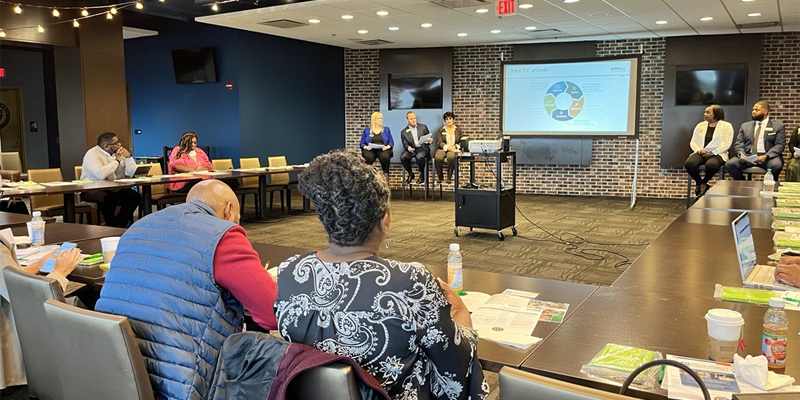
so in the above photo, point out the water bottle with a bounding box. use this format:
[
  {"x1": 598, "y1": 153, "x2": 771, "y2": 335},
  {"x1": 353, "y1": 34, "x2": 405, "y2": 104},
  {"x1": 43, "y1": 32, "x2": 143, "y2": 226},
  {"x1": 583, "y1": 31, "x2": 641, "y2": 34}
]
[
  {"x1": 763, "y1": 169, "x2": 775, "y2": 196},
  {"x1": 31, "y1": 211, "x2": 45, "y2": 246},
  {"x1": 447, "y1": 243, "x2": 463, "y2": 292},
  {"x1": 763, "y1": 297, "x2": 789, "y2": 369}
]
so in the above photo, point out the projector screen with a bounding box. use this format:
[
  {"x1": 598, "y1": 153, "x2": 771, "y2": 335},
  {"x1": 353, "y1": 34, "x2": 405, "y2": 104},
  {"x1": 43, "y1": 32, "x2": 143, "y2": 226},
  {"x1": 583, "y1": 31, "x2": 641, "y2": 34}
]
[{"x1": 501, "y1": 56, "x2": 641, "y2": 137}]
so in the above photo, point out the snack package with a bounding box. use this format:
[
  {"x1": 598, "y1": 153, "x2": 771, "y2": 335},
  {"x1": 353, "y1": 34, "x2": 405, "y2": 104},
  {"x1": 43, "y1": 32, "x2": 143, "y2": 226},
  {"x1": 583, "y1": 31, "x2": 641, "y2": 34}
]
[{"x1": 580, "y1": 343, "x2": 663, "y2": 390}]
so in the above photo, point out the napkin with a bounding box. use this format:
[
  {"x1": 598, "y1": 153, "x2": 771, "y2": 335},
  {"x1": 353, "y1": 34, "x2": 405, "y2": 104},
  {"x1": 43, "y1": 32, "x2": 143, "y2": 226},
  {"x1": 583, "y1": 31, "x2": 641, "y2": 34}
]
[{"x1": 734, "y1": 354, "x2": 795, "y2": 391}]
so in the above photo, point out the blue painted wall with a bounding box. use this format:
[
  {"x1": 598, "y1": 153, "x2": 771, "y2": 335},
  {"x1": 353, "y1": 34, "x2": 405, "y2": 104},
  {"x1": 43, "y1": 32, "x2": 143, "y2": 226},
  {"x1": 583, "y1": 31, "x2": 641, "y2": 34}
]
[{"x1": 125, "y1": 20, "x2": 344, "y2": 167}]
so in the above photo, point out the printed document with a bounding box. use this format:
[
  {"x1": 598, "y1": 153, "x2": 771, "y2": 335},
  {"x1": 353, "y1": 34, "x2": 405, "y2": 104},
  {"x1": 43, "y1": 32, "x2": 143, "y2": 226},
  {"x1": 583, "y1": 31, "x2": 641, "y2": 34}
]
[
  {"x1": 704, "y1": 137, "x2": 723, "y2": 152},
  {"x1": 663, "y1": 355, "x2": 761, "y2": 400},
  {"x1": 416, "y1": 133, "x2": 433, "y2": 147}
]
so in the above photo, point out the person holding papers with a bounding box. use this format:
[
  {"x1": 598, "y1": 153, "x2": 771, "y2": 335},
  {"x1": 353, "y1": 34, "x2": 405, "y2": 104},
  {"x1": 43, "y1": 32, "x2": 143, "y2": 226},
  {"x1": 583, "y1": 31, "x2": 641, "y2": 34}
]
[
  {"x1": 684, "y1": 105, "x2": 734, "y2": 196},
  {"x1": 80, "y1": 132, "x2": 142, "y2": 228},
  {"x1": 434, "y1": 111, "x2": 465, "y2": 184},
  {"x1": 785, "y1": 128, "x2": 800, "y2": 182},
  {"x1": 275, "y1": 150, "x2": 488, "y2": 400},
  {"x1": 400, "y1": 111, "x2": 433, "y2": 184},
  {"x1": 725, "y1": 101, "x2": 786, "y2": 181},
  {"x1": 360, "y1": 111, "x2": 394, "y2": 174},
  {"x1": 167, "y1": 131, "x2": 213, "y2": 192}
]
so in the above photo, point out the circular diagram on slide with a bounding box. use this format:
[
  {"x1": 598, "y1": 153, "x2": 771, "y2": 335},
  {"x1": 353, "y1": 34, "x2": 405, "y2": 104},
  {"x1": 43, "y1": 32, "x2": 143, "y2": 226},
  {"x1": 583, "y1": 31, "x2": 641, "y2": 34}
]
[{"x1": 544, "y1": 81, "x2": 584, "y2": 121}]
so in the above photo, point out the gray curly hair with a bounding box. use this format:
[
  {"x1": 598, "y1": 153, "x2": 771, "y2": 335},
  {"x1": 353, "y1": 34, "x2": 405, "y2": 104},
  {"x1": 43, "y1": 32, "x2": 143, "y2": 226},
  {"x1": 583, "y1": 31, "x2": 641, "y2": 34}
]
[{"x1": 299, "y1": 149, "x2": 390, "y2": 246}]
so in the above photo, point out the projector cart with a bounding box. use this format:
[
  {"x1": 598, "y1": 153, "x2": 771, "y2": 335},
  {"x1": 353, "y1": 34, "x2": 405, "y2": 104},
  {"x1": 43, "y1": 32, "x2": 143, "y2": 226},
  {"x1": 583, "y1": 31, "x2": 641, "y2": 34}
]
[{"x1": 454, "y1": 151, "x2": 516, "y2": 241}]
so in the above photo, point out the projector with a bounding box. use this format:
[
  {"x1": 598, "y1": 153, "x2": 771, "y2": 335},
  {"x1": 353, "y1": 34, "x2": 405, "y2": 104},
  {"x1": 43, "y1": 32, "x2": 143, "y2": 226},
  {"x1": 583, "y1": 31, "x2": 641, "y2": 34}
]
[{"x1": 468, "y1": 140, "x2": 503, "y2": 153}]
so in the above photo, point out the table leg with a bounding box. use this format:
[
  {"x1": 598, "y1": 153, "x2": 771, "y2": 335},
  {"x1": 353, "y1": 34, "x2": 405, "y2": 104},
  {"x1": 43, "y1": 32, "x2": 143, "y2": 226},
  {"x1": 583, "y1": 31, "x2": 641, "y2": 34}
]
[
  {"x1": 286, "y1": 187, "x2": 292, "y2": 212},
  {"x1": 141, "y1": 185, "x2": 153, "y2": 216},
  {"x1": 64, "y1": 193, "x2": 76, "y2": 223},
  {"x1": 244, "y1": 174, "x2": 281, "y2": 223}
]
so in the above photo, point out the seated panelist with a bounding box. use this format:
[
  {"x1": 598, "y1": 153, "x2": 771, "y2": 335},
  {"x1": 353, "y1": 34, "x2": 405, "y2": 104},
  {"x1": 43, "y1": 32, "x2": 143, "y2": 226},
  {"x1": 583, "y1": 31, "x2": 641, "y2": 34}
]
[
  {"x1": 725, "y1": 100, "x2": 786, "y2": 181},
  {"x1": 434, "y1": 111, "x2": 465, "y2": 184},
  {"x1": 785, "y1": 128, "x2": 800, "y2": 182},
  {"x1": 360, "y1": 111, "x2": 394, "y2": 174},
  {"x1": 684, "y1": 105, "x2": 733, "y2": 196},
  {"x1": 167, "y1": 131, "x2": 213, "y2": 193},
  {"x1": 400, "y1": 111, "x2": 432, "y2": 184},
  {"x1": 275, "y1": 150, "x2": 488, "y2": 400}
]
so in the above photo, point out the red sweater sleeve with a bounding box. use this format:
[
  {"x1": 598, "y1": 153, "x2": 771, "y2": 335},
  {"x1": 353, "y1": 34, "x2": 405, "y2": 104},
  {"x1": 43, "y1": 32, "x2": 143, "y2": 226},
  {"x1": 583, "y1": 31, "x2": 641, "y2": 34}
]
[{"x1": 213, "y1": 226, "x2": 277, "y2": 330}]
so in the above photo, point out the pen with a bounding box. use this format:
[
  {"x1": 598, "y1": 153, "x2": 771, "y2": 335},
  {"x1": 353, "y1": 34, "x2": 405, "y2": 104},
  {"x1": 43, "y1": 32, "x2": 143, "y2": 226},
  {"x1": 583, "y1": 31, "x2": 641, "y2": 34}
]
[{"x1": 658, "y1": 365, "x2": 666, "y2": 383}]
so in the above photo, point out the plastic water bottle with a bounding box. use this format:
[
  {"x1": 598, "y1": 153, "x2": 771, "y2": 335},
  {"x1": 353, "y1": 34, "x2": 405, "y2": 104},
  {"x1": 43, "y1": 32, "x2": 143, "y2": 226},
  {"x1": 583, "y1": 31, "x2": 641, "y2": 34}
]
[
  {"x1": 447, "y1": 243, "x2": 463, "y2": 292},
  {"x1": 763, "y1": 297, "x2": 789, "y2": 369},
  {"x1": 31, "y1": 211, "x2": 45, "y2": 246},
  {"x1": 763, "y1": 169, "x2": 775, "y2": 196}
]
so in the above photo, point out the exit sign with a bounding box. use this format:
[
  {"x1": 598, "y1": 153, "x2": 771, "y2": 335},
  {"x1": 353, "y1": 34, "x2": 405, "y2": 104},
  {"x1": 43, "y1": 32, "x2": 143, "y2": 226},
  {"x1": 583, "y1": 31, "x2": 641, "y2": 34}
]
[
  {"x1": 496, "y1": 0, "x2": 517, "y2": 16},
  {"x1": 0, "y1": 68, "x2": 4, "y2": 78}
]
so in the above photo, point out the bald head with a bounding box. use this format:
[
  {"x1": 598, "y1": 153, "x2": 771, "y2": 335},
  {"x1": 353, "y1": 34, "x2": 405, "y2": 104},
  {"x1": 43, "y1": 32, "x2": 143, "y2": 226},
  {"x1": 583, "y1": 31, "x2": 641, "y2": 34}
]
[{"x1": 187, "y1": 180, "x2": 240, "y2": 223}]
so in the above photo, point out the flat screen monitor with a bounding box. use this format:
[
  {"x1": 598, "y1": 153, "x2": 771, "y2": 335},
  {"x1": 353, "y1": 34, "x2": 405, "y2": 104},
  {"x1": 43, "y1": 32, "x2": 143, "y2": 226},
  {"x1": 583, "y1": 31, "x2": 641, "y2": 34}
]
[
  {"x1": 389, "y1": 77, "x2": 443, "y2": 110},
  {"x1": 172, "y1": 47, "x2": 217, "y2": 84},
  {"x1": 675, "y1": 69, "x2": 747, "y2": 106},
  {"x1": 501, "y1": 55, "x2": 641, "y2": 137}
]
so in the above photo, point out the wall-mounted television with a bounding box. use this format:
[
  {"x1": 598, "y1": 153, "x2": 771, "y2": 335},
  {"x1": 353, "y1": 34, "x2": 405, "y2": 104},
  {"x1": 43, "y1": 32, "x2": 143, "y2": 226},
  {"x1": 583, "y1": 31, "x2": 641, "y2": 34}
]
[
  {"x1": 675, "y1": 68, "x2": 747, "y2": 105},
  {"x1": 172, "y1": 47, "x2": 217, "y2": 84},
  {"x1": 389, "y1": 76, "x2": 443, "y2": 110}
]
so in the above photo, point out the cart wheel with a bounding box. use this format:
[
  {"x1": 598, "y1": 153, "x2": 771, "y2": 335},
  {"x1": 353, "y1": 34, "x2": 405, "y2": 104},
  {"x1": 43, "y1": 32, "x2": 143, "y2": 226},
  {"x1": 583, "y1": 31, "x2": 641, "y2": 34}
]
[
  {"x1": 469, "y1": 227, "x2": 473, "y2": 232},
  {"x1": 498, "y1": 231, "x2": 505, "y2": 241},
  {"x1": 454, "y1": 228, "x2": 459, "y2": 237},
  {"x1": 512, "y1": 227, "x2": 518, "y2": 236}
]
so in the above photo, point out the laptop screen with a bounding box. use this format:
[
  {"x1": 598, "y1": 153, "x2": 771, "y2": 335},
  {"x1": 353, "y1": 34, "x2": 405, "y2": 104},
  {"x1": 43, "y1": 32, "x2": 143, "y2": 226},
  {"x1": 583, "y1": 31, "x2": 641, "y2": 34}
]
[{"x1": 732, "y1": 212, "x2": 757, "y2": 280}]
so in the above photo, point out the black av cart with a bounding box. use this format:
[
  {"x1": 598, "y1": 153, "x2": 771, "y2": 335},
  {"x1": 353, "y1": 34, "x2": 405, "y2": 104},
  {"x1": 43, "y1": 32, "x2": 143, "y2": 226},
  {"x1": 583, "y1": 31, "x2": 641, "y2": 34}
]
[{"x1": 454, "y1": 151, "x2": 517, "y2": 241}]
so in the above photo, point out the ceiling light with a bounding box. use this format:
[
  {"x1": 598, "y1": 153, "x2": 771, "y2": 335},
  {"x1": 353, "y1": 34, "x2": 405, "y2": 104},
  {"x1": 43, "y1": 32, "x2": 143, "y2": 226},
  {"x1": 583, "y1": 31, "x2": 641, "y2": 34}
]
[
  {"x1": 106, "y1": 11, "x2": 113, "y2": 19},
  {"x1": 376, "y1": 10, "x2": 389, "y2": 16},
  {"x1": 741, "y1": 0, "x2": 755, "y2": 2},
  {"x1": 476, "y1": 8, "x2": 489, "y2": 13},
  {"x1": 388, "y1": 26, "x2": 399, "y2": 31},
  {"x1": 13, "y1": 4, "x2": 22, "y2": 14},
  {"x1": 564, "y1": 0, "x2": 580, "y2": 3},
  {"x1": 308, "y1": 18, "x2": 320, "y2": 24},
  {"x1": 655, "y1": 20, "x2": 668, "y2": 24},
  {"x1": 136, "y1": 1, "x2": 144, "y2": 9},
  {"x1": 358, "y1": 29, "x2": 368, "y2": 34},
  {"x1": 0, "y1": 30, "x2": 5, "y2": 38},
  {"x1": 110, "y1": 7, "x2": 117, "y2": 14},
  {"x1": 700, "y1": 16, "x2": 713, "y2": 21},
  {"x1": 589, "y1": 13, "x2": 608, "y2": 17},
  {"x1": 37, "y1": 25, "x2": 44, "y2": 33},
  {"x1": 490, "y1": 29, "x2": 501, "y2": 34},
  {"x1": 748, "y1": 12, "x2": 761, "y2": 17},
  {"x1": 421, "y1": 23, "x2": 432, "y2": 28},
  {"x1": 341, "y1": 14, "x2": 353, "y2": 20},
  {"x1": 81, "y1": 8, "x2": 88, "y2": 16},
  {"x1": 73, "y1": 19, "x2": 80, "y2": 28},
  {"x1": 519, "y1": 4, "x2": 533, "y2": 9},
  {"x1": 211, "y1": 3, "x2": 219, "y2": 11},
  {"x1": 52, "y1": 8, "x2": 60, "y2": 17},
  {"x1": 457, "y1": 32, "x2": 468, "y2": 37},
  {"x1": 525, "y1": 26, "x2": 537, "y2": 30},
  {"x1": 159, "y1": 0, "x2": 165, "y2": 2}
]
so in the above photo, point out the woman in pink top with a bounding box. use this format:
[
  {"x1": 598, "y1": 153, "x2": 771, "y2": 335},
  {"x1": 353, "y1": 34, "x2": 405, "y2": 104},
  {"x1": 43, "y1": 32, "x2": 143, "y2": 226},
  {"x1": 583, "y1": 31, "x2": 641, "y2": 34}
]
[{"x1": 167, "y1": 131, "x2": 213, "y2": 192}]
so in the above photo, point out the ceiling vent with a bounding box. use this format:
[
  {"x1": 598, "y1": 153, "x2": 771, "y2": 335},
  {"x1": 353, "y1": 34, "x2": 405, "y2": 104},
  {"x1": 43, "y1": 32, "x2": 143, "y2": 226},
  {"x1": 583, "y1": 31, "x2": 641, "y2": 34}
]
[
  {"x1": 258, "y1": 19, "x2": 307, "y2": 28},
  {"x1": 355, "y1": 39, "x2": 394, "y2": 46},
  {"x1": 427, "y1": 0, "x2": 490, "y2": 9},
  {"x1": 524, "y1": 28, "x2": 562, "y2": 37},
  {"x1": 736, "y1": 21, "x2": 781, "y2": 30}
]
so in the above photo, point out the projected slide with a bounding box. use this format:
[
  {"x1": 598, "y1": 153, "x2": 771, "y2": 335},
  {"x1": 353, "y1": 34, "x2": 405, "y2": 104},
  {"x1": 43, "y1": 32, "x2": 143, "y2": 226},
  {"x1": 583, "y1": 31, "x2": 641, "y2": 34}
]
[{"x1": 502, "y1": 57, "x2": 640, "y2": 137}]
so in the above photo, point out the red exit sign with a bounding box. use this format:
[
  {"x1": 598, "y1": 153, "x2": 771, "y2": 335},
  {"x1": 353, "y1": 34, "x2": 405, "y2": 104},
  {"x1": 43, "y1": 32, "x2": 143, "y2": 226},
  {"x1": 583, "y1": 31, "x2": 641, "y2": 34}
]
[
  {"x1": 0, "y1": 68, "x2": 4, "y2": 78},
  {"x1": 496, "y1": 0, "x2": 517, "y2": 16}
]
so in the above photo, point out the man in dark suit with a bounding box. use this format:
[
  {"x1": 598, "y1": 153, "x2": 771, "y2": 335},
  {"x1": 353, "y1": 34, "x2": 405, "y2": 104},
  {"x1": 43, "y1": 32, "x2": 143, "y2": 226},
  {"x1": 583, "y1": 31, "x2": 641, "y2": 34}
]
[
  {"x1": 725, "y1": 100, "x2": 786, "y2": 181},
  {"x1": 399, "y1": 111, "x2": 432, "y2": 184}
]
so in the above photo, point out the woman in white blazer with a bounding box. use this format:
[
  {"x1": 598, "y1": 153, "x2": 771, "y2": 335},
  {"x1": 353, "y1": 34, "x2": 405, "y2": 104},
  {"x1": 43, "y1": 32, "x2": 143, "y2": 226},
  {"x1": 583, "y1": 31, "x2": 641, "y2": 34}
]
[{"x1": 685, "y1": 104, "x2": 734, "y2": 196}]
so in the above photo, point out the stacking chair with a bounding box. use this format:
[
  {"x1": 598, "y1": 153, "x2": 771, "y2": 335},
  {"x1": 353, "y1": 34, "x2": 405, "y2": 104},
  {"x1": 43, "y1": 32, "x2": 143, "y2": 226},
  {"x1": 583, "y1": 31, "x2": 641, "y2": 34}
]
[
  {"x1": 0, "y1": 151, "x2": 27, "y2": 180},
  {"x1": 267, "y1": 156, "x2": 298, "y2": 212},
  {"x1": 213, "y1": 159, "x2": 260, "y2": 217},
  {"x1": 29, "y1": 168, "x2": 95, "y2": 223},
  {"x1": 401, "y1": 158, "x2": 431, "y2": 201},
  {"x1": 241, "y1": 157, "x2": 285, "y2": 213},
  {"x1": 743, "y1": 166, "x2": 769, "y2": 181},
  {"x1": 685, "y1": 165, "x2": 725, "y2": 208},
  {"x1": 499, "y1": 367, "x2": 638, "y2": 400},
  {"x1": 43, "y1": 300, "x2": 155, "y2": 400},
  {"x1": 3, "y1": 267, "x2": 67, "y2": 400},
  {"x1": 139, "y1": 163, "x2": 185, "y2": 215}
]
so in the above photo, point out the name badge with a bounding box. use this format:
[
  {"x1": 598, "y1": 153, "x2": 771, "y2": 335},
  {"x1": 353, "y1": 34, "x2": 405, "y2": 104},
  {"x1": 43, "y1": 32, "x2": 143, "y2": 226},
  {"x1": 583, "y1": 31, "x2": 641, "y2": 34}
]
[{"x1": 766, "y1": 127, "x2": 774, "y2": 132}]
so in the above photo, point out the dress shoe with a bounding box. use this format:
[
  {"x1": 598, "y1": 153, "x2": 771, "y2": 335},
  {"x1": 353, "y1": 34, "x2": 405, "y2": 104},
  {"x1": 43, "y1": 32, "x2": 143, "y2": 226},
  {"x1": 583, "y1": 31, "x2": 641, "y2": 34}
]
[
  {"x1": 694, "y1": 184, "x2": 703, "y2": 197},
  {"x1": 406, "y1": 172, "x2": 415, "y2": 184},
  {"x1": 416, "y1": 176, "x2": 425, "y2": 184},
  {"x1": 446, "y1": 177, "x2": 452, "y2": 184}
]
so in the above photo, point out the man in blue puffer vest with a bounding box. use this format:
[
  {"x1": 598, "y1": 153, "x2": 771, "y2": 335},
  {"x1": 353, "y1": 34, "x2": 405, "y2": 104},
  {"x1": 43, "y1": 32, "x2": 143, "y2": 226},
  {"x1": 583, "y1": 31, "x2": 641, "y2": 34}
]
[{"x1": 95, "y1": 179, "x2": 278, "y2": 400}]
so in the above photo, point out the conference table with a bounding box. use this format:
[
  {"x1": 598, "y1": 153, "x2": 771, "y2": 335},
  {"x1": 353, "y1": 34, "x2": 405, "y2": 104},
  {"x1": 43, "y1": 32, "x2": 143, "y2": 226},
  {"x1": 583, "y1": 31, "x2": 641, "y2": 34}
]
[
  {"x1": 1, "y1": 181, "x2": 134, "y2": 223},
  {"x1": 0, "y1": 211, "x2": 54, "y2": 229}
]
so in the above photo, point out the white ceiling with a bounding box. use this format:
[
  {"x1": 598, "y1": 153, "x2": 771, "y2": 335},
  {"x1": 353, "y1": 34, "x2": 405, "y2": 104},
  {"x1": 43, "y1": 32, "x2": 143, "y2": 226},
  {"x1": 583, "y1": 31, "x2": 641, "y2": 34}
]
[{"x1": 195, "y1": 0, "x2": 800, "y2": 49}]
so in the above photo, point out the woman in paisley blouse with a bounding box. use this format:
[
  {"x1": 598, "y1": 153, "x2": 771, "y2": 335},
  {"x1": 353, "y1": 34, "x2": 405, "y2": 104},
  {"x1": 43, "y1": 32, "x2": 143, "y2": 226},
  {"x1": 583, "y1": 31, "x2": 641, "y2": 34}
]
[{"x1": 275, "y1": 149, "x2": 488, "y2": 400}]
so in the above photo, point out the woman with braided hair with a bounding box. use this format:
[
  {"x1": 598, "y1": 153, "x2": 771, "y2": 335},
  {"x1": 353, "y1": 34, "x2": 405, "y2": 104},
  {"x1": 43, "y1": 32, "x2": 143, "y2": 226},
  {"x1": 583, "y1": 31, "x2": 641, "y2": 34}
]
[
  {"x1": 274, "y1": 149, "x2": 488, "y2": 400},
  {"x1": 167, "y1": 131, "x2": 213, "y2": 192}
]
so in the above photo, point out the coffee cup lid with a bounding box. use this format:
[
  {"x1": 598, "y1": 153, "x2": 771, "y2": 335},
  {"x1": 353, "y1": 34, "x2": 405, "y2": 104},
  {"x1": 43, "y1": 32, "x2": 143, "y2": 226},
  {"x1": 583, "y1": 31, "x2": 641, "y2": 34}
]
[{"x1": 705, "y1": 308, "x2": 744, "y2": 325}]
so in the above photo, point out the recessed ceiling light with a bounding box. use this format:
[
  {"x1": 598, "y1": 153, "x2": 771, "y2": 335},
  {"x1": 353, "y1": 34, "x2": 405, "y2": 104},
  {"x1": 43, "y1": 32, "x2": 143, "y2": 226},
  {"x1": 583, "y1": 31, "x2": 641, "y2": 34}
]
[
  {"x1": 457, "y1": 32, "x2": 468, "y2": 37},
  {"x1": 476, "y1": 8, "x2": 489, "y2": 13},
  {"x1": 388, "y1": 26, "x2": 399, "y2": 31},
  {"x1": 357, "y1": 29, "x2": 368, "y2": 34},
  {"x1": 376, "y1": 10, "x2": 389, "y2": 16},
  {"x1": 700, "y1": 16, "x2": 713, "y2": 21},
  {"x1": 741, "y1": 0, "x2": 755, "y2": 2},
  {"x1": 564, "y1": 0, "x2": 580, "y2": 3},
  {"x1": 421, "y1": 23, "x2": 432, "y2": 28},
  {"x1": 490, "y1": 29, "x2": 501, "y2": 34},
  {"x1": 655, "y1": 20, "x2": 668, "y2": 25},
  {"x1": 308, "y1": 18, "x2": 320, "y2": 24},
  {"x1": 589, "y1": 13, "x2": 608, "y2": 17},
  {"x1": 341, "y1": 14, "x2": 353, "y2": 20},
  {"x1": 524, "y1": 26, "x2": 537, "y2": 30},
  {"x1": 748, "y1": 12, "x2": 761, "y2": 17},
  {"x1": 519, "y1": 3, "x2": 533, "y2": 9}
]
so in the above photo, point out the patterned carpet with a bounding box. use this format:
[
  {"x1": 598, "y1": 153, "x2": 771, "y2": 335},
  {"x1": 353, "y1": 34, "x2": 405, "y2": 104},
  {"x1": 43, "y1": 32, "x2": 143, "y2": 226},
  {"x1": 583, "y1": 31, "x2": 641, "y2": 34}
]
[{"x1": 245, "y1": 192, "x2": 685, "y2": 286}]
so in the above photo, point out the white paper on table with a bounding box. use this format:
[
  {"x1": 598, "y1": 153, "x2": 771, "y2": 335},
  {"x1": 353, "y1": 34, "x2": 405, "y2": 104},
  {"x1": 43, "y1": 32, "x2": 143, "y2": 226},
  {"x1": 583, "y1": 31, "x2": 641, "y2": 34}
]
[
  {"x1": 191, "y1": 171, "x2": 228, "y2": 176},
  {"x1": 40, "y1": 181, "x2": 73, "y2": 186},
  {"x1": 501, "y1": 288, "x2": 540, "y2": 299},
  {"x1": 471, "y1": 303, "x2": 542, "y2": 336},
  {"x1": 486, "y1": 294, "x2": 534, "y2": 308},
  {"x1": 477, "y1": 330, "x2": 542, "y2": 349},
  {"x1": 704, "y1": 137, "x2": 723, "y2": 152},
  {"x1": 665, "y1": 355, "x2": 763, "y2": 400},
  {"x1": 16, "y1": 245, "x2": 58, "y2": 266},
  {"x1": 460, "y1": 291, "x2": 491, "y2": 313}
]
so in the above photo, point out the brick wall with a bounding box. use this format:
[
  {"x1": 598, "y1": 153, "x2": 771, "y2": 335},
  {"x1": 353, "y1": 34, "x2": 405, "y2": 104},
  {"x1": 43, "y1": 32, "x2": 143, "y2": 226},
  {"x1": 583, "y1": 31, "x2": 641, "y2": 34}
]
[{"x1": 343, "y1": 33, "x2": 800, "y2": 198}]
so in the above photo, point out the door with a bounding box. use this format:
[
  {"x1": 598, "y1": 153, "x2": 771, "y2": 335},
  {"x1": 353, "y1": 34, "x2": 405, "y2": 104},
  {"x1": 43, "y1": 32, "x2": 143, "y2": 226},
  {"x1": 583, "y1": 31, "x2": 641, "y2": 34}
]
[{"x1": 0, "y1": 88, "x2": 27, "y2": 170}]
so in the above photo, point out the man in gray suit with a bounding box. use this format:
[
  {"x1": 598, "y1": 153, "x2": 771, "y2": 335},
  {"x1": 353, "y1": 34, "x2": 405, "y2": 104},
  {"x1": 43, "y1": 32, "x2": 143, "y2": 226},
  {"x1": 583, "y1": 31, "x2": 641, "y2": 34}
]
[
  {"x1": 725, "y1": 100, "x2": 785, "y2": 180},
  {"x1": 400, "y1": 111, "x2": 433, "y2": 184}
]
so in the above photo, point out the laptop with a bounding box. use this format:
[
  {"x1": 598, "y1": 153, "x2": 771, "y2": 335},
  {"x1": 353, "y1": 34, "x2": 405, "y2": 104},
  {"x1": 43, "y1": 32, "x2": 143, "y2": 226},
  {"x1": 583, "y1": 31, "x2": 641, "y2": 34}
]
[
  {"x1": 132, "y1": 164, "x2": 153, "y2": 177},
  {"x1": 732, "y1": 211, "x2": 799, "y2": 291}
]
